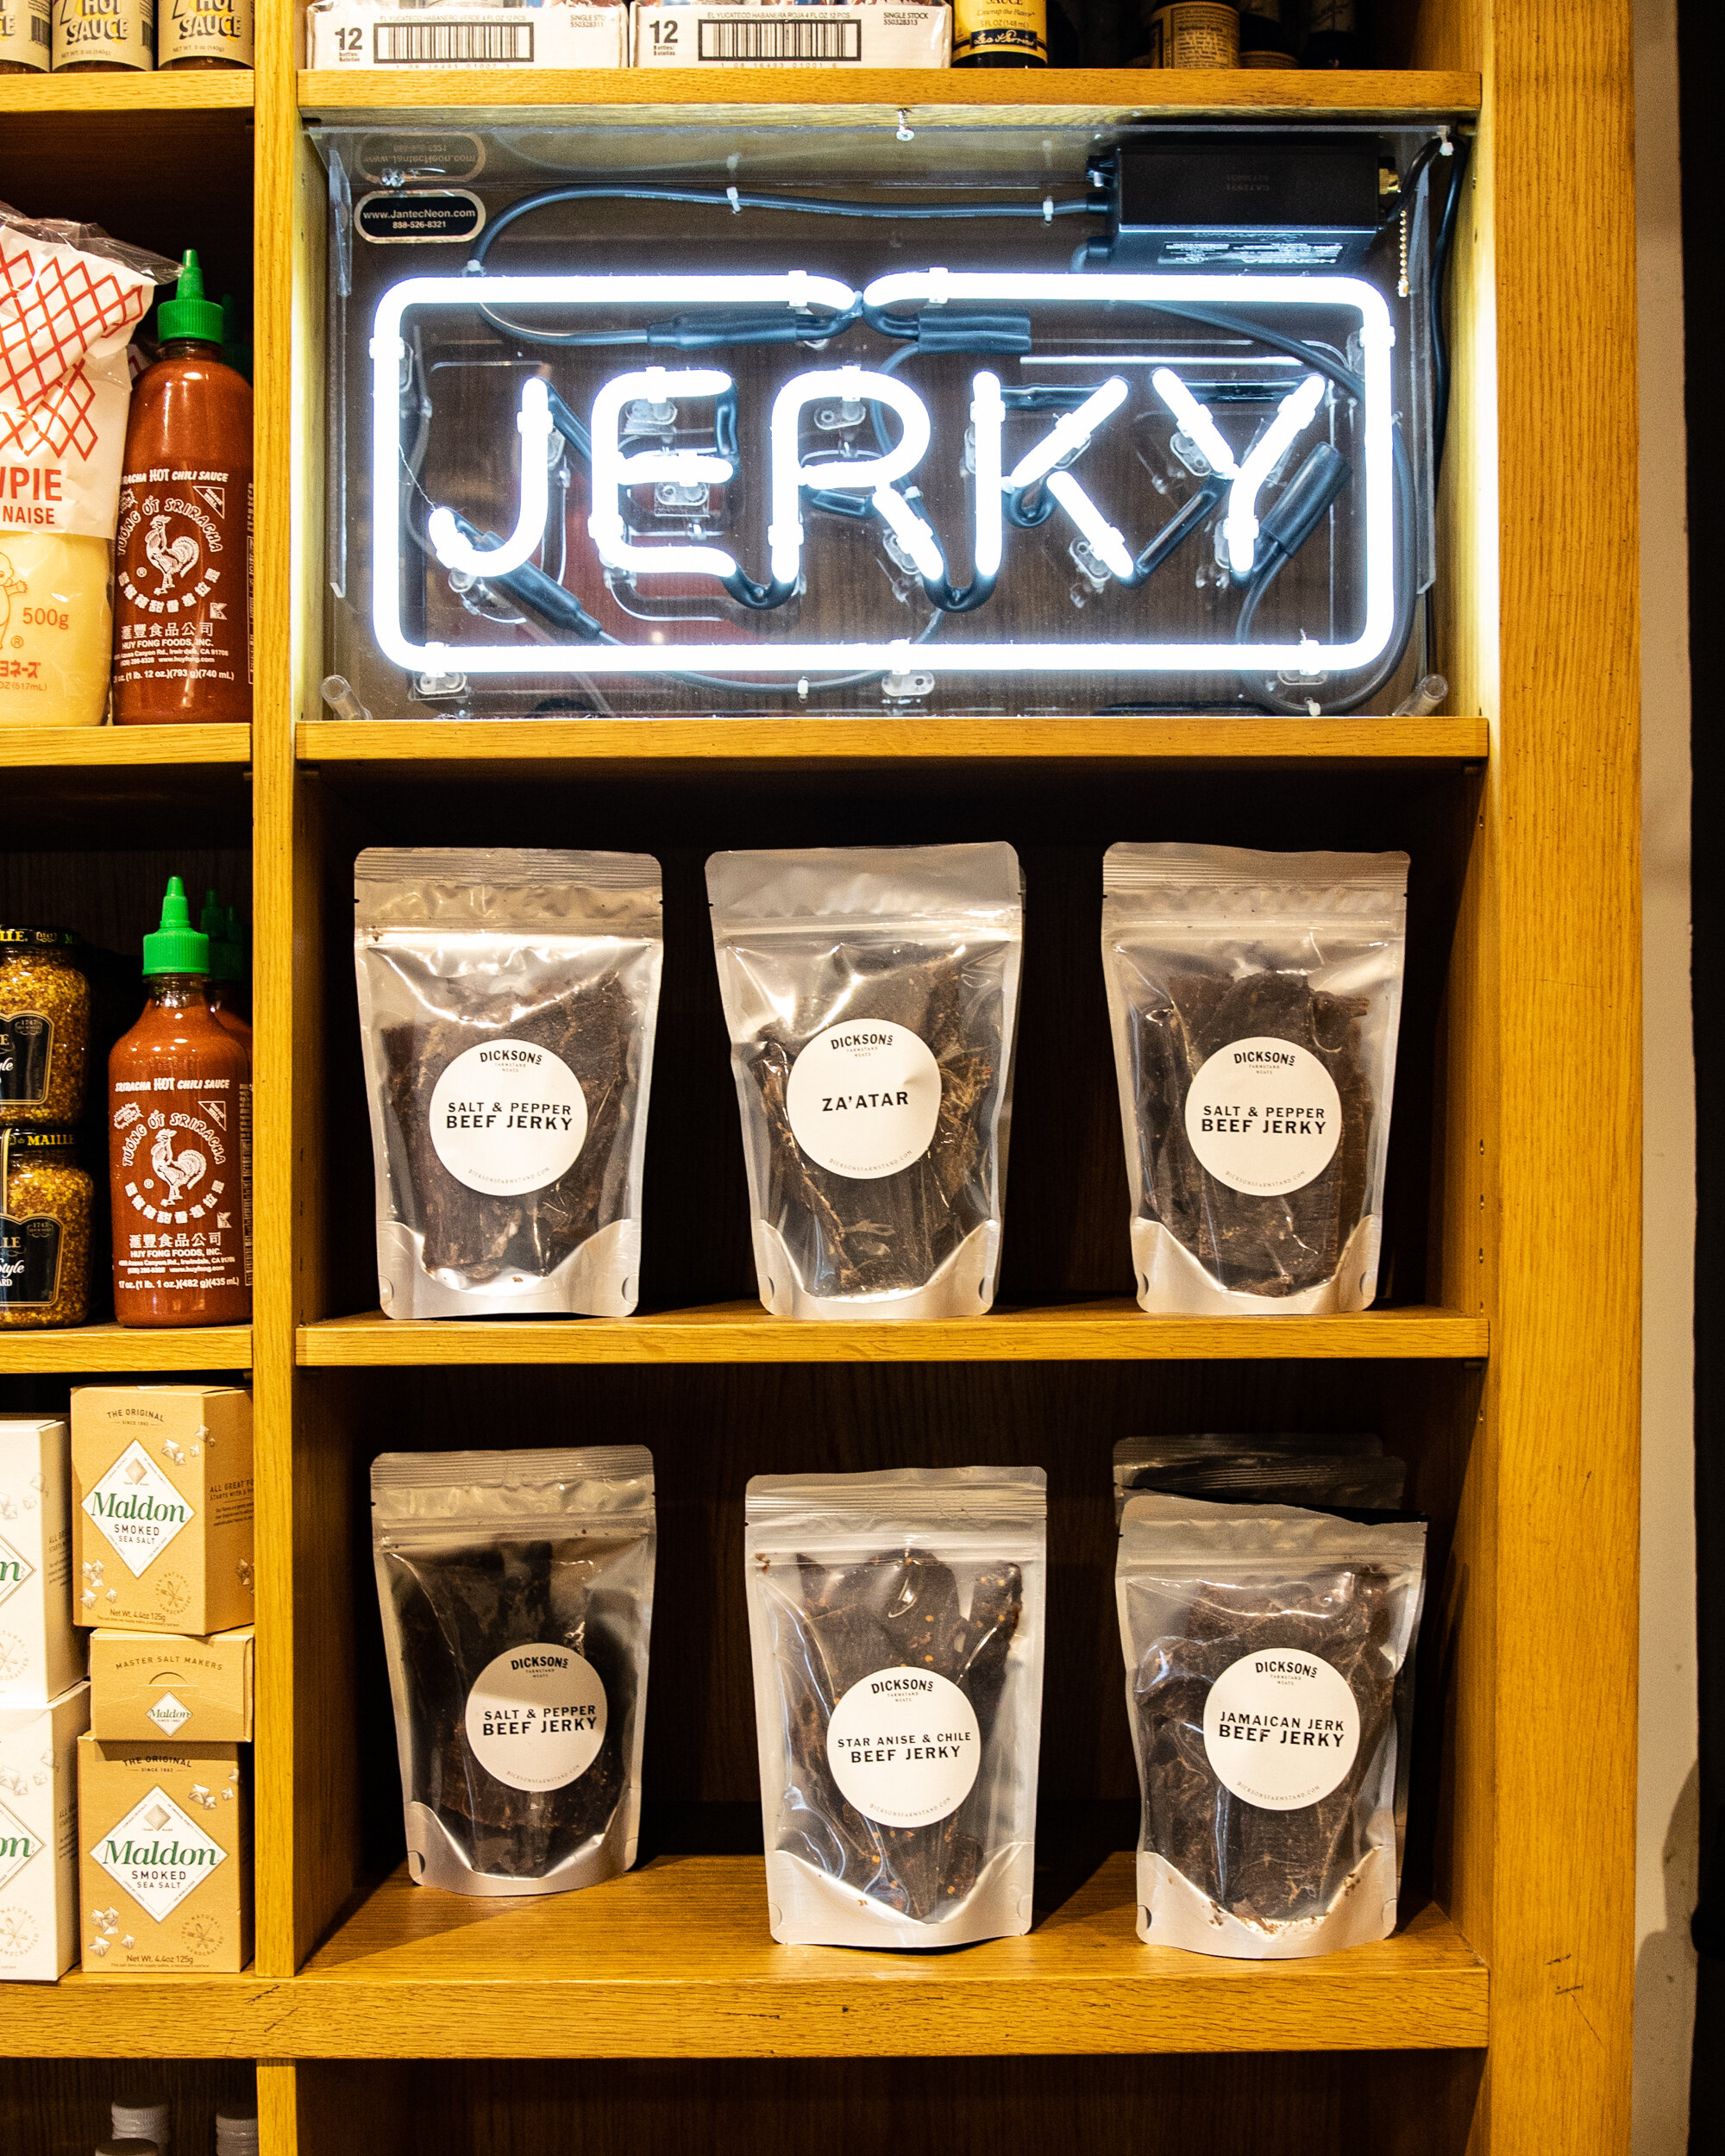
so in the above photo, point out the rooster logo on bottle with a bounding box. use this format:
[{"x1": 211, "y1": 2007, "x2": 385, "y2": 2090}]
[
  {"x1": 144, "y1": 517, "x2": 201, "y2": 598},
  {"x1": 149, "y1": 1126, "x2": 208, "y2": 1205}
]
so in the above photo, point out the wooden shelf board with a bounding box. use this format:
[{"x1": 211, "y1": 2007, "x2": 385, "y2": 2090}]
[
  {"x1": 298, "y1": 716, "x2": 1490, "y2": 770},
  {"x1": 0, "y1": 725, "x2": 250, "y2": 769},
  {"x1": 0, "y1": 1323, "x2": 253, "y2": 1375},
  {"x1": 277, "y1": 1858, "x2": 1486, "y2": 2059},
  {"x1": 298, "y1": 66, "x2": 1481, "y2": 124},
  {"x1": 298, "y1": 1301, "x2": 1486, "y2": 1367},
  {"x1": 0, "y1": 73, "x2": 253, "y2": 116},
  {"x1": 0, "y1": 1968, "x2": 273, "y2": 2059}
]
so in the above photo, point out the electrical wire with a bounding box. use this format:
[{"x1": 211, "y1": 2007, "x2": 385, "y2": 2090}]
[{"x1": 1430, "y1": 135, "x2": 1472, "y2": 472}]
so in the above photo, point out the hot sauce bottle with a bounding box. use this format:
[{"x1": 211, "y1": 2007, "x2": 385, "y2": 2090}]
[
  {"x1": 200, "y1": 887, "x2": 252, "y2": 1052},
  {"x1": 108, "y1": 878, "x2": 252, "y2": 1326},
  {"x1": 112, "y1": 253, "x2": 254, "y2": 726}
]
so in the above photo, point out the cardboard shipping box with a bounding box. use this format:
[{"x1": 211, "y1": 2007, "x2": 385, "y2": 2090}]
[
  {"x1": 72, "y1": 1387, "x2": 254, "y2": 1635},
  {"x1": 0, "y1": 1683, "x2": 90, "y2": 1982},
  {"x1": 78, "y1": 1734, "x2": 251, "y2": 1973},
  {"x1": 88, "y1": 1626, "x2": 254, "y2": 1743},
  {"x1": 0, "y1": 1415, "x2": 82, "y2": 1706}
]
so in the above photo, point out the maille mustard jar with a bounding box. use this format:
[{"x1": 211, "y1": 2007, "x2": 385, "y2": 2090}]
[
  {"x1": 0, "y1": 927, "x2": 89, "y2": 1126},
  {"x1": 0, "y1": 1126, "x2": 93, "y2": 1328}
]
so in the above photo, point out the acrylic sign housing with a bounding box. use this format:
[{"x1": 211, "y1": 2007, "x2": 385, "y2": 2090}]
[{"x1": 369, "y1": 267, "x2": 1396, "y2": 680}]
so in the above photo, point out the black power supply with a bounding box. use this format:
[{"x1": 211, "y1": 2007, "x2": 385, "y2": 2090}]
[{"x1": 1089, "y1": 137, "x2": 1385, "y2": 272}]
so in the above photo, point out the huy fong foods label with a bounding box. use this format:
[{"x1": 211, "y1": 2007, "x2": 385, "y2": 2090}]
[
  {"x1": 464, "y1": 1644, "x2": 606, "y2": 1792},
  {"x1": 73, "y1": 1388, "x2": 254, "y2": 1634},
  {"x1": 78, "y1": 1735, "x2": 250, "y2": 1971},
  {"x1": 1202, "y1": 1651, "x2": 1361, "y2": 1810},
  {"x1": 430, "y1": 1040, "x2": 588, "y2": 1196},
  {"x1": 825, "y1": 1669, "x2": 982, "y2": 1828},
  {"x1": 110, "y1": 1080, "x2": 250, "y2": 1299},
  {"x1": 1183, "y1": 1037, "x2": 1343, "y2": 1197},
  {"x1": 113, "y1": 465, "x2": 252, "y2": 696},
  {"x1": 52, "y1": 0, "x2": 154, "y2": 69},
  {"x1": 157, "y1": 0, "x2": 252, "y2": 66}
]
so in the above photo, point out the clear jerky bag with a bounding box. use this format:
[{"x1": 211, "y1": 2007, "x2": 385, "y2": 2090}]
[
  {"x1": 744, "y1": 1466, "x2": 1046, "y2": 1947},
  {"x1": 373, "y1": 1445, "x2": 655, "y2": 1897},
  {"x1": 354, "y1": 848, "x2": 663, "y2": 1319},
  {"x1": 1116, "y1": 1492, "x2": 1427, "y2": 1959},
  {"x1": 707, "y1": 845, "x2": 1023, "y2": 1320},
  {"x1": 1101, "y1": 844, "x2": 1409, "y2": 1315}
]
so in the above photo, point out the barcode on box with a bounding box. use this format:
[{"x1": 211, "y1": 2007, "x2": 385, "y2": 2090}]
[
  {"x1": 696, "y1": 16, "x2": 862, "y2": 60},
  {"x1": 31, "y1": 9, "x2": 50, "y2": 44},
  {"x1": 373, "y1": 20, "x2": 536, "y2": 60}
]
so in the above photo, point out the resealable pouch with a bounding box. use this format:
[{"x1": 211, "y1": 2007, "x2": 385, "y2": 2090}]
[
  {"x1": 708, "y1": 844, "x2": 1023, "y2": 1320},
  {"x1": 1101, "y1": 843, "x2": 1410, "y2": 1315},
  {"x1": 744, "y1": 1465, "x2": 1046, "y2": 1948},
  {"x1": 1116, "y1": 1492, "x2": 1427, "y2": 1959},
  {"x1": 373, "y1": 1445, "x2": 655, "y2": 1897},
  {"x1": 354, "y1": 848, "x2": 663, "y2": 1319},
  {"x1": 1112, "y1": 1433, "x2": 1406, "y2": 1517}
]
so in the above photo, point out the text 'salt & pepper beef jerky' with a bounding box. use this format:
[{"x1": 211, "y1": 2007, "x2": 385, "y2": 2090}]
[
  {"x1": 1101, "y1": 845, "x2": 1409, "y2": 1315},
  {"x1": 708, "y1": 845, "x2": 1023, "y2": 1321},
  {"x1": 1116, "y1": 1492, "x2": 1427, "y2": 1959},
  {"x1": 745, "y1": 1467, "x2": 1045, "y2": 1947},
  {"x1": 354, "y1": 849, "x2": 663, "y2": 1319},
  {"x1": 373, "y1": 1447, "x2": 655, "y2": 1897}
]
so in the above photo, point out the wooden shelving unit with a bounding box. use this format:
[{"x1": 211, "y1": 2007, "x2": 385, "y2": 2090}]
[{"x1": 2, "y1": 7, "x2": 1642, "y2": 2155}]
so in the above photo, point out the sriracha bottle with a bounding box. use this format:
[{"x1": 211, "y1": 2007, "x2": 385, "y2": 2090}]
[
  {"x1": 107, "y1": 879, "x2": 253, "y2": 1326},
  {"x1": 112, "y1": 253, "x2": 254, "y2": 726}
]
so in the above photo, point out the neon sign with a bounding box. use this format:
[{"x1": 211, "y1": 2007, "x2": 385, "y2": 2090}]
[{"x1": 370, "y1": 267, "x2": 1396, "y2": 680}]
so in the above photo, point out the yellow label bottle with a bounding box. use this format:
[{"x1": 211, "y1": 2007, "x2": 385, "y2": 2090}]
[
  {"x1": 952, "y1": 0, "x2": 1048, "y2": 68},
  {"x1": 157, "y1": 0, "x2": 250, "y2": 67},
  {"x1": 52, "y1": 0, "x2": 154, "y2": 70},
  {"x1": 0, "y1": 0, "x2": 52, "y2": 69},
  {"x1": 0, "y1": 536, "x2": 115, "y2": 730}
]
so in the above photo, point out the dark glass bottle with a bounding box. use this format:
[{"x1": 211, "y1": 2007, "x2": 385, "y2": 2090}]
[{"x1": 952, "y1": 0, "x2": 1050, "y2": 66}]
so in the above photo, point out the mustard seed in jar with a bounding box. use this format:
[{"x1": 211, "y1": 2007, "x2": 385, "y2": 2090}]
[
  {"x1": 1, "y1": 929, "x2": 89, "y2": 1126},
  {"x1": 0, "y1": 1127, "x2": 93, "y2": 1328}
]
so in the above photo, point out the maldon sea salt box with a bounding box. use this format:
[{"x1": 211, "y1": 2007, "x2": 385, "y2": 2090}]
[
  {"x1": 0, "y1": 1683, "x2": 90, "y2": 1982},
  {"x1": 0, "y1": 1414, "x2": 82, "y2": 1705},
  {"x1": 72, "y1": 1387, "x2": 254, "y2": 1635}
]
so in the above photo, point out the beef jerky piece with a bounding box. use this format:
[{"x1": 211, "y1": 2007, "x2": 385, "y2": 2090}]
[
  {"x1": 1132, "y1": 1564, "x2": 1397, "y2": 1928},
  {"x1": 387, "y1": 1534, "x2": 635, "y2": 1882},
  {"x1": 775, "y1": 1548, "x2": 1022, "y2": 1921},
  {"x1": 1130, "y1": 968, "x2": 1373, "y2": 1298},
  {"x1": 746, "y1": 948, "x2": 1001, "y2": 1299},
  {"x1": 380, "y1": 968, "x2": 637, "y2": 1284}
]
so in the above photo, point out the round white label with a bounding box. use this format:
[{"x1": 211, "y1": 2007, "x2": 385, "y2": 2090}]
[
  {"x1": 429, "y1": 1038, "x2": 588, "y2": 1196},
  {"x1": 784, "y1": 1020, "x2": 943, "y2": 1181},
  {"x1": 825, "y1": 1667, "x2": 982, "y2": 1828},
  {"x1": 1183, "y1": 1036, "x2": 1343, "y2": 1197},
  {"x1": 1201, "y1": 1649, "x2": 1360, "y2": 1811},
  {"x1": 463, "y1": 1643, "x2": 607, "y2": 1793}
]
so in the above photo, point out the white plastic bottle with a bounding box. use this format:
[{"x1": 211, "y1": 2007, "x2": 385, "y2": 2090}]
[{"x1": 110, "y1": 2093, "x2": 171, "y2": 2152}]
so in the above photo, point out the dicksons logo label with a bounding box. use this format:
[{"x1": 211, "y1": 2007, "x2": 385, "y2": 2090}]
[
  {"x1": 91, "y1": 1787, "x2": 225, "y2": 1921},
  {"x1": 0, "y1": 1797, "x2": 40, "y2": 1893},
  {"x1": 82, "y1": 1441, "x2": 192, "y2": 1576}
]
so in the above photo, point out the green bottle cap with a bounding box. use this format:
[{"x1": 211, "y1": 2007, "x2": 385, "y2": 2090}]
[
  {"x1": 221, "y1": 293, "x2": 253, "y2": 383},
  {"x1": 156, "y1": 251, "x2": 225, "y2": 348},
  {"x1": 142, "y1": 876, "x2": 210, "y2": 977},
  {"x1": 213, "y1": 904, "x2": 245, "y2": 984},
  {"x1": 200, "y1": 887, "x2": 225, "y2": 940}
]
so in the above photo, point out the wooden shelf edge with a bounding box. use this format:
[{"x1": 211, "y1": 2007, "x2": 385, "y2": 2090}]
[
  {"x1": 298, "y1": 1303, "x2": 1487, "y2": 1366},
  {"x1": 0, "y1": 74, "x2": 254, "y2": 116},
  {"x1": 0, "y1": 1324, "x2": 254, "y2": 1375},
  {"x1": 297, "y1": 717, "x2": 1490, "y2": 768},
  {"x1": 298, "y1": 66, "x2": 1482, "y2": 122},
  {"x1": 0, "y1": 725, "x2": 251, "y2": 770},
  {"x1": 275, "y1": 1866, "x2": 1486, "y2": 2059},
  {"x1": 0, "y1": 1971, "x2": 274, "y2": 2059}
]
